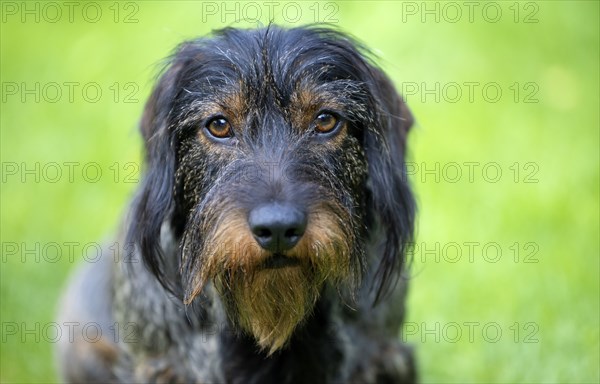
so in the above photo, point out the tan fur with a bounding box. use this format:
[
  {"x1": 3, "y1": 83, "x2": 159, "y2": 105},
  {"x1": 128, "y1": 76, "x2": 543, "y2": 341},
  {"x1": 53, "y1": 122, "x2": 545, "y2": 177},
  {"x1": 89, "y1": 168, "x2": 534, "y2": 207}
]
[{"x1": 185, "y1": 206, "x2": 352, "y2": 354}]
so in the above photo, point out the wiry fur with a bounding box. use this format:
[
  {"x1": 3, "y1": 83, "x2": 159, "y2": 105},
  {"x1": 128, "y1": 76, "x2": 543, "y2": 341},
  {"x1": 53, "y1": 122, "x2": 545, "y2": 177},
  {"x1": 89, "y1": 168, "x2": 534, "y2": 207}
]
[{"x1": 56, "y1": 25, "x2": 417, "y2": 383}]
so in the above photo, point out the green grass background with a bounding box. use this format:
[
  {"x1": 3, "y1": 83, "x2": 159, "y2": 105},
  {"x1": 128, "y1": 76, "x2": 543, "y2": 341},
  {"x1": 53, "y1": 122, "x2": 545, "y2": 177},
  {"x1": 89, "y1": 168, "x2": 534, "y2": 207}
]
[{"x1": 1, "y1": 1, "x2": 598, "y2": 382}]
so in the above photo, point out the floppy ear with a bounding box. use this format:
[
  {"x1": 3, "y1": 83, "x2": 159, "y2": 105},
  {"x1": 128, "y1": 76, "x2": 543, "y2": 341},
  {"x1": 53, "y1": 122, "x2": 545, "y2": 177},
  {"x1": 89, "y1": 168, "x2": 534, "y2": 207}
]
[
  {"x1": 364, "y1": 66, "x2": 416, "y2": 304},
  {"x1": 126, "y1": 50, "x2": 190, "y2": 291}
]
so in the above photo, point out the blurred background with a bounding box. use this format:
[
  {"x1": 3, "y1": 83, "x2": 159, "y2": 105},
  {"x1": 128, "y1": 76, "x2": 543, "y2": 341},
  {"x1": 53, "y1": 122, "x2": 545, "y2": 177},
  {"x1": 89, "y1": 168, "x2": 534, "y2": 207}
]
[{"x1": 1, "y1": 1, "x2": 598, "y2": 382}]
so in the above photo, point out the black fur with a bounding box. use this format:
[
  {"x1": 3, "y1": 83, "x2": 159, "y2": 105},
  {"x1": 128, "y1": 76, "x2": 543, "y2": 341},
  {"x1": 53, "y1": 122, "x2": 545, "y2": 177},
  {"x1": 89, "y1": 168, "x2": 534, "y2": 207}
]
[
  {"x1": 57, "y1": 25, "x2": 417, "y2": 383},
  {"x1": 130, "y1": 25, "x2": 414, "y2": 301}
]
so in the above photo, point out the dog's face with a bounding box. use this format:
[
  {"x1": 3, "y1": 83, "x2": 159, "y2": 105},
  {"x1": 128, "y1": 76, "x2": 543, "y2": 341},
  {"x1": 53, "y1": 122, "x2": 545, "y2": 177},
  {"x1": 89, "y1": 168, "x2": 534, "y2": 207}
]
[{"x1": 129, "y1": 26, "x2": 414, "y2": 354}]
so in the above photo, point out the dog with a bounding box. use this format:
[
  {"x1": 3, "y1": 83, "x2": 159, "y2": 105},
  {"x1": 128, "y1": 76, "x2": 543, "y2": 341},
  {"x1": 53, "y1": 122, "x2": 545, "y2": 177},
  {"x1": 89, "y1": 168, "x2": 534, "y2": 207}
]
[{"x1": 56, "y1": 25, "x2": 416, "y2": 383}]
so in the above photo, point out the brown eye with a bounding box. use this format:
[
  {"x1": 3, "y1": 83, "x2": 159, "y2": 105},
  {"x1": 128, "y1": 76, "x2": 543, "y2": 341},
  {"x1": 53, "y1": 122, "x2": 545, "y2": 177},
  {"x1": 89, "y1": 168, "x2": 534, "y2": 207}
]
[
  {"x1": 314, "y1": 112, "x2": 339, "y2": 134},
  {"x1": 205, "y1": 117, "x2": 232, "y2": 139}
]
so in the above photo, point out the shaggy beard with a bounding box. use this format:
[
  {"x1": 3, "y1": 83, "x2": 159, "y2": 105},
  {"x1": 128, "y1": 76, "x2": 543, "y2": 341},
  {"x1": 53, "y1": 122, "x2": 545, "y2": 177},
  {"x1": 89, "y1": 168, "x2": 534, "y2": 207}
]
[
  {"x1": 181, "y1": 204, "x2": 359, "y2": 354},
  {"x1": 222, "y1": 263, "x2": 324, "y2": 355}
]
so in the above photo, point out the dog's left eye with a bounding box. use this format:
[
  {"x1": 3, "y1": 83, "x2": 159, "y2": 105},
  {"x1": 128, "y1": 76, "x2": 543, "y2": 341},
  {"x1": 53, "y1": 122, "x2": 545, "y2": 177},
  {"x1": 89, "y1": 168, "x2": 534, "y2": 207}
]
[
  {"x1": 205, "y1": 117, "x2": 233, "y2": 139},
  {"x1": 313, "y1": 112, "x2": 340, "y2": 134}
]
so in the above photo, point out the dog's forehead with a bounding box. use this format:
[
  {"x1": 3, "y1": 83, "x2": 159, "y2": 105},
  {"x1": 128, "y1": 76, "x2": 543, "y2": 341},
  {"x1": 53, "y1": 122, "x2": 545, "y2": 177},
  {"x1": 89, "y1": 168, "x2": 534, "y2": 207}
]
[
  {"x1": 181, "y1": 27, "x2": 371, "y2": 98},
  {"x1": 174, "y1": 28, "x2": 374, "y2": 134}
]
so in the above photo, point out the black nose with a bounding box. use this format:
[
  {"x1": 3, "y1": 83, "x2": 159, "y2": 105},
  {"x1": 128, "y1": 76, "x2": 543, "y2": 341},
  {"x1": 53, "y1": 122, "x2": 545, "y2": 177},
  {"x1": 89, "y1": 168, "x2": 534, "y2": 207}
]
[{"x1": 248, "y1": 203, "x2": 307, "y2": 252}]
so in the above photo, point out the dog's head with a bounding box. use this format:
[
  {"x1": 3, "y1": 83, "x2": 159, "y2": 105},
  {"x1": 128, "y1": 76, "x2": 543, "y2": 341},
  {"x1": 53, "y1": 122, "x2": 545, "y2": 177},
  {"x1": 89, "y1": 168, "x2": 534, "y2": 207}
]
[{"x1": 128, "y1": 25, "x2": 414, "y2": 353}]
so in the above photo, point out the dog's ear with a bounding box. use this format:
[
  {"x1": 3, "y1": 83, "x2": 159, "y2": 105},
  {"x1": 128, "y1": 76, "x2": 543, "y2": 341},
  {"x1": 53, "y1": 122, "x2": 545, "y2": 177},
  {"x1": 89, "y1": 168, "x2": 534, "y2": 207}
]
[
  {"x1": 364, "y1": 66, "x2": 416, "y2": 304},
  {"x1": 126, "y1": 48, "x2": 191, "y2": 291}
]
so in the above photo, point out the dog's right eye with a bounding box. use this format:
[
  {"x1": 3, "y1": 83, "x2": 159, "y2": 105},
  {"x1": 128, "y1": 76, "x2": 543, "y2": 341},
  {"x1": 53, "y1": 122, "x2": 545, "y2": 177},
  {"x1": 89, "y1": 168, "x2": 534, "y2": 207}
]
[
  {"x1": 313, "y1": 112, "x2": 341, "y2": 135},
  {"x1": 205, "y1": 117, "x2": 233, "y2": 139}
]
